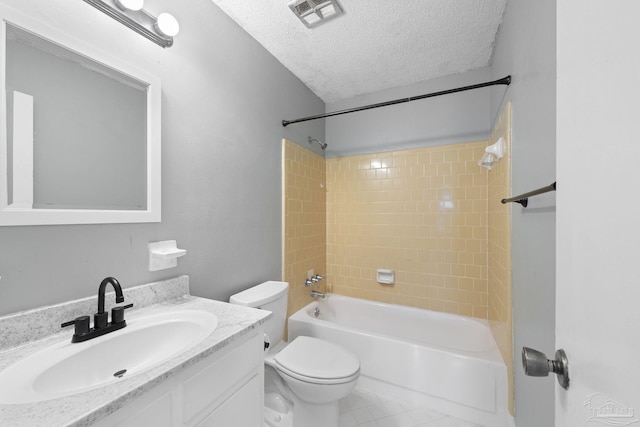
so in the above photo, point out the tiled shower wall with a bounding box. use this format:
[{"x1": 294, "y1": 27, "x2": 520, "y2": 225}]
[
  {"x1": 487, "y1": 103, "x2": 513, "y2": 414},
  {"x1": 325, "y1": 142, "x2": 489, "y2": 318},
  {"x1": 282, "y1": 139, "x2": 326, "y2": 320},
  {"x1": 283, "y1": 135, "x2": 512, "y2": 411}
]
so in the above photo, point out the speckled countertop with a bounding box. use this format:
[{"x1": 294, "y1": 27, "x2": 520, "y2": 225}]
[{"x1": 0, "y1": 276, "x2": 270, "y2": 427}]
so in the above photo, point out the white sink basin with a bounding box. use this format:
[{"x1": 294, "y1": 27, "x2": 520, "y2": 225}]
[{"x1": 0, "y1": 309, "x2": 218, "y2": 404}]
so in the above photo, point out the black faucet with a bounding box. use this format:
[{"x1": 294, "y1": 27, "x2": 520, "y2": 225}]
[
  {"x1": 61, "y1": 277, "x2": 133, "y2": 343},
  {"x1": 95, "y1": 277, "x2": 125, "y2": 329}
]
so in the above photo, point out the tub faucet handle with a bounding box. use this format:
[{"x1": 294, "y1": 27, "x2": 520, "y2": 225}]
[
  {"x1": 304, "y1": 279, "x2": 314, "y2": 287},
  {"x1": 314, "y1": 274, "x2": 324, "y2": 281}
]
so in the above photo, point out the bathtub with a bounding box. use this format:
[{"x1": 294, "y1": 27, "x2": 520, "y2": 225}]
[{"x1": 288, "y1": 294, "x2": 510, "y2": 427}]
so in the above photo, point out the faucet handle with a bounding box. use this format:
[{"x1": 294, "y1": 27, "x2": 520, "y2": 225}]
[
  {"x1": 314, "y1": 274, "x2": 324, "y2": 281},
  {"x1": 60, "y1": 319, "x2": 75, "y2": 328},
  {"x1": 111, "y1": 303, "x2": 134, "y2": 325},
  {"x1": 61, "y1": 315, "x2": 91, "y2": 337},
  {"x1": 304, "y1": 279, "x2": 314, "y2": 287}
]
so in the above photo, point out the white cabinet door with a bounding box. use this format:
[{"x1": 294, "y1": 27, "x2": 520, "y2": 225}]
[
  {"x1": 93, "y1": 331, "x2": 263, "y2": 427},
  {"x1": 182, "y1": 335, "x2": 262, "y2": 424},
  {"x1": 116, "y1": 390, "x2": 175, "y2": 427},
  {"x1": 196, "y1": 374, "x2": 262, "y2": 427}
]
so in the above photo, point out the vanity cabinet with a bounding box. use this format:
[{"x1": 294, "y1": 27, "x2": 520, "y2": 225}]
[{"x1": 93, "y1": 331, "x2": 264, "y2": 427}]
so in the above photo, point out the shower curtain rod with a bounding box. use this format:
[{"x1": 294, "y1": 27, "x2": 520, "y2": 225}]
[{"x1": 282, "y1": 75, "x2": 511, "y2": 127}]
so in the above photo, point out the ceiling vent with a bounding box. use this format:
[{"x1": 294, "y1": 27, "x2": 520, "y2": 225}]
[{"x1": 288, "y1": 0, "x2": 344, "y2": 28}]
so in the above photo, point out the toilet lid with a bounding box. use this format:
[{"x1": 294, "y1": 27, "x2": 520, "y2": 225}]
[{"x1": 274, "y1": 336, "x2": 360, "y2": 380}]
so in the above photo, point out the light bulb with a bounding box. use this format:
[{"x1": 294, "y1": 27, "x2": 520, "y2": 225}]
[
  {"x1": 154, "y1": 13, "x2": 180, "y2": 38},
  {"x1": 114, "y1": 0, "x2": 144, "y2": 11}
]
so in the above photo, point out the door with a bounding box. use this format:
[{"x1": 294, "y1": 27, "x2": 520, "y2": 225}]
[{"x1": 556, "y1": 0, "x2": 640, "y2": 425}]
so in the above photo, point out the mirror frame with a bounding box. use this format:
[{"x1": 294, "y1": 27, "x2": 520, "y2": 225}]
[{"x1": 0, "y1": 5, "x2": 161, "y2": 226}]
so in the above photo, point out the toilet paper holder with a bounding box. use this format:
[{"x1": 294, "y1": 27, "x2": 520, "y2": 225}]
[{"x1": 522, "y1": 346, "x2": 570, "y2": 390}]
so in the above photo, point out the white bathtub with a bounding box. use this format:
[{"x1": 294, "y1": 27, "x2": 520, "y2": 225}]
[{"x1": 288, "y1": 294, "x2": 510, "y2": 427}]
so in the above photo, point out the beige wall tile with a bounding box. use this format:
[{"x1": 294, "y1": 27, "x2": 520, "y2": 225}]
[
  {"x1": 487, "y1": 102, "x2": 514, "y2": 415},
  {"x1": 282, "y1": 139, "x2": 327, "y2": 329},
  {"x1": 326, "y1": 142, "x2": 489, "y2": 318}
]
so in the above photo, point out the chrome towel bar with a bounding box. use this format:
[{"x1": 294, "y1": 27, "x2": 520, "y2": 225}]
[{"x1": 501, "y1": 182, "x2": 556, "y2": 207}]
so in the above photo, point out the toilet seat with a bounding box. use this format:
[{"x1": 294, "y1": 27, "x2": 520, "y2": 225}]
[{"x1": 274, "y1": 336, "x2": 360, "y2": 385}]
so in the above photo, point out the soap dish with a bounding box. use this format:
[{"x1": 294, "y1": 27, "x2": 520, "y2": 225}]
[{"x1": 149, "y1": 240, "x2": 186, "y2": 271}]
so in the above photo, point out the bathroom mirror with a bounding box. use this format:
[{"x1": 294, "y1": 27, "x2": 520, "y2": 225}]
[{"x1": 0, "y1": 6, "x2": 161, "y2": 226}]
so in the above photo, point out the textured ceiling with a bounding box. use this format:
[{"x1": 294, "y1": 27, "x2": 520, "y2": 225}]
[{"x1": 210, "y1": 0, "x2": 507, "y2": 103}]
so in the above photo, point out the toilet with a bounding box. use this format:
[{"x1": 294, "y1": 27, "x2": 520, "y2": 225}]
[{"x1": 230, "y1": 281, "x2": 360, "y2": 427}]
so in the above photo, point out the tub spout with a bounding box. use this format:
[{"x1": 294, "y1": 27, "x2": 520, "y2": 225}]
[{"x1": 310, "y1": 290, "x2": 326, "y2": 299}]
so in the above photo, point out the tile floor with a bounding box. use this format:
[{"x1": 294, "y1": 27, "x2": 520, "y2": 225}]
[{"x1": 339, "y1": 387, "x2": 485, "y2": 427}]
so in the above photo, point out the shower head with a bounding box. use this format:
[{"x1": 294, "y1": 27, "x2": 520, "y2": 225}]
[{"x1": 308, "y1": 137, "x2": 327, "y2": 150}]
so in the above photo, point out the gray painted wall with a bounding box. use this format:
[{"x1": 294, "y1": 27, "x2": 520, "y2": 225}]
[
  {"x1": 325, "y1": 67, "x2": 493, "y2": 157},
  {"x1": 0, "y1": 0, "x2": 324, "y2": 316},
  {"x1": 491, "y1": 1, "x2": 557, "y2": 426}
]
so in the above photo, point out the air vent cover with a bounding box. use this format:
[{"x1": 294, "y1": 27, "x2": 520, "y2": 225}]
[{"x1": 288, "y1": 0, "x2": 344, "y2": 28}]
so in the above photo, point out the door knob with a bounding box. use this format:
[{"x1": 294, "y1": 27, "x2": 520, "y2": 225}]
[{"x1": 522, "y1": 347, "x2": 570, "y2": 390}]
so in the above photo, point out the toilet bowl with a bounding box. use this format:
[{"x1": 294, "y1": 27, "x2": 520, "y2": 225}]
[
  {"x1": 230, "y1": 281, "x2": 360, "y2": 427},
  {"x1": 266, "y1": 336, "x2": 359, "y2": 427}
]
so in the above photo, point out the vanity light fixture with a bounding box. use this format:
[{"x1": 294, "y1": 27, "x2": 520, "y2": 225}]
[
  {"x1": 114, "y1": 0, "x2": 144, "y2": 11},
  {"x1": 83, "y1": 0, "x2": 179, "y2": 48}
]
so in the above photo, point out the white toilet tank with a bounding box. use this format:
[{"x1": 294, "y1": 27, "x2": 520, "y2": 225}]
[{"x1": 229, "y1": 281, "x2": 289, "y2": 348}]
